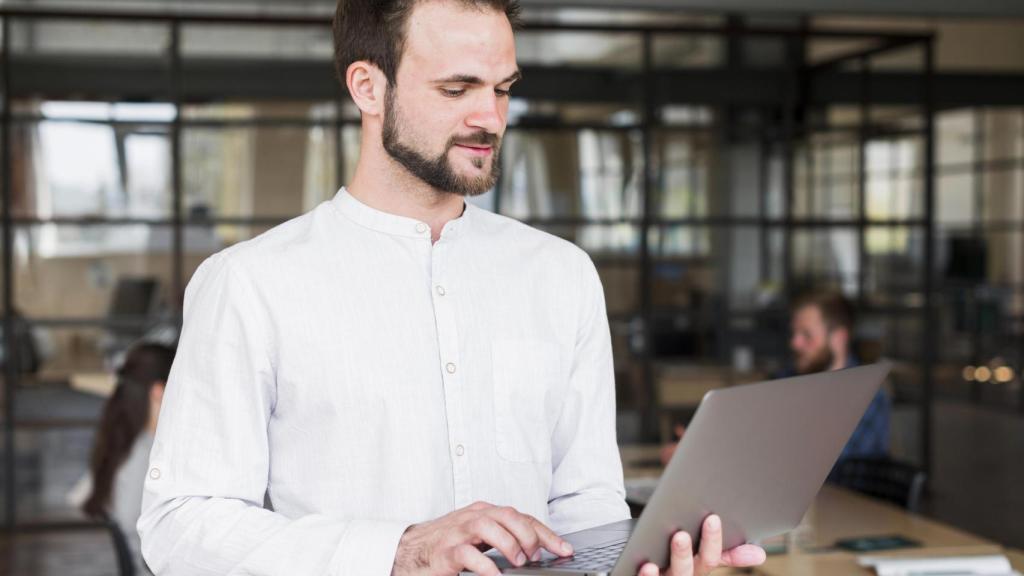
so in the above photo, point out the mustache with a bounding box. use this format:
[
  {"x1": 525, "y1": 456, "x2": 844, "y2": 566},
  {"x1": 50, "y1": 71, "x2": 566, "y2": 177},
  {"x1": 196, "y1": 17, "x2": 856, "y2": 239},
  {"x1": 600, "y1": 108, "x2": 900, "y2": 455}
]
[{"x1": 449, "y1": 131, "x2": 500, "y2": 148}]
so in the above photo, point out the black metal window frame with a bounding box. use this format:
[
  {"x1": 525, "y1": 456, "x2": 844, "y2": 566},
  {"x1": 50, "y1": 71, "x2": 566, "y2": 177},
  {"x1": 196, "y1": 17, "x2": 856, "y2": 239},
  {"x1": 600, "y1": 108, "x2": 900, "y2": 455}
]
[{"x1": 0, "y1": 6, "x2": 939, "y2": 531}]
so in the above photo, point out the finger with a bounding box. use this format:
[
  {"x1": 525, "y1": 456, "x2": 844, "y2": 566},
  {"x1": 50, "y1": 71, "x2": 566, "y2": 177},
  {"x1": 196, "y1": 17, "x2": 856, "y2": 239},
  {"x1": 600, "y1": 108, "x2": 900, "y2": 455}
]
[
  {"x1": 667, "y1": 531, "x2": 694, "y2": 576},
  {"x1": 720, "y1": 544, "x2": 767, "y2": 567},
  {"x1": 467, "y1": 501, "x2": 494, "y2": 512},
  {"x1": 526, "y1": 515, "x2": 573, "y2": 558},
  {"x1": 695, "y1": 515, "x2": 722, "y2": 575},
  {"x1": 453, "y1": 543, "x2": 501, "y2": 576},
  {"x1": 486, "y1": 507, "x2": 543, "y2": 561},
  {"x1": 639, "y1": 562, "x2": 661, "y2": 576},
  {"x1": 465, "y1": 516, "x2": 527, "y2": 566}
]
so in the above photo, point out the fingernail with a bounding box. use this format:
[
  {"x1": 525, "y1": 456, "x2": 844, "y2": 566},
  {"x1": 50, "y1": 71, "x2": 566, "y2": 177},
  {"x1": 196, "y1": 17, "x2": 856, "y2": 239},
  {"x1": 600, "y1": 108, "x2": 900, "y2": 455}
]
[
  {"x1": 709, "y1": 515, "x2": 721, "y2": 530},
  {"x1": 516, "y1": 552, "x2": 527, "y2": 566},
  {"x1": 531, "y1": 550, "x2": 541, "y2": 562},
  {"x1": 562, "y1": 542, "x2": 573, "y2": 555}
]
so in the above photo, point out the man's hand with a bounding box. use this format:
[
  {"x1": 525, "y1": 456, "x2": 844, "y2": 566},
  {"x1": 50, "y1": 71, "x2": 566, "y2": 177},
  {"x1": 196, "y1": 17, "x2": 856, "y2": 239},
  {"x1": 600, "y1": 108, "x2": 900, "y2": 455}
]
[
  {"x1": 392, "y1": 501, "x2": 573, "y2": 576},
  {"x1": 637, "y1": 515, "x2": 766, "y2": 576}
]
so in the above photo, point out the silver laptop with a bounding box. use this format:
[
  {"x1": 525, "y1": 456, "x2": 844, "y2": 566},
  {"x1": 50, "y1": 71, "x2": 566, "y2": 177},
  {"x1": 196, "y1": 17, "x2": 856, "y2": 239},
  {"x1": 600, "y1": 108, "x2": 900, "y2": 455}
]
[{"x1": 493, "y1": 362, "x2": 891, "y2": 576}]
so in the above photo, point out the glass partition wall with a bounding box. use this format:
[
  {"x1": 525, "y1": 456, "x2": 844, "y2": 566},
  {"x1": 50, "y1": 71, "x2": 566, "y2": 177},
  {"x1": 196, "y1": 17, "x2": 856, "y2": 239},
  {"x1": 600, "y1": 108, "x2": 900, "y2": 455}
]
[{"x1": 5, "y1": 6, "x2": 1007, "y2": 533}]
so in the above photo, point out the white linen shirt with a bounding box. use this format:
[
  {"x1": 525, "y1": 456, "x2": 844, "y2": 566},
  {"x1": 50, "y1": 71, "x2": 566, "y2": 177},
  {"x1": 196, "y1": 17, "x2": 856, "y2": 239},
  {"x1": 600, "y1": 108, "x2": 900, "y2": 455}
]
[{"x1": 138, "y1": 188, "x2": 630, "y2": 576}]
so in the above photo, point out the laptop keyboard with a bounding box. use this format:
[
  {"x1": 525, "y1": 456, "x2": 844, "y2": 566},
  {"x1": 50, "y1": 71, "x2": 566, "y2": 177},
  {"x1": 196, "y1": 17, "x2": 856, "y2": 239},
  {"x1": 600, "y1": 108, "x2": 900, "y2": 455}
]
[{"x1": 526, "y1": 538, "x2": 628, "y2": 571}]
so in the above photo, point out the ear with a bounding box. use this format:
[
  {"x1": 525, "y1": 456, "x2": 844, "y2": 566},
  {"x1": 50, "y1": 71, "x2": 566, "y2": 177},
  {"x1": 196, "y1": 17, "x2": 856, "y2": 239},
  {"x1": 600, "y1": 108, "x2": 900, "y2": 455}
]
[
  {"x1": 346, "y1": 60, "x2": 389, "y2": 117},
  {"x1": 150, "y1": 381, "x2": 166, "y2": 403},
  {"x1": 829, "y1": 327, "x2": 849, "y2": 355}
]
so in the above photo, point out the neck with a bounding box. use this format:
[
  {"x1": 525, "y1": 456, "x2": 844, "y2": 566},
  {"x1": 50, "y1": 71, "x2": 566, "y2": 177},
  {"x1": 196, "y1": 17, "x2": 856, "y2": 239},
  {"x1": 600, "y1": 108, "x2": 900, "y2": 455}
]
[
  {"x1": 146, "y1": 405, "x2": 159, "y2": 435},
  {"x1": 348, "y1": 127, "x2": 466, "y2": 244},
  {"x1": 830, "y1": 348, "x2": 850, "y2": 371}
]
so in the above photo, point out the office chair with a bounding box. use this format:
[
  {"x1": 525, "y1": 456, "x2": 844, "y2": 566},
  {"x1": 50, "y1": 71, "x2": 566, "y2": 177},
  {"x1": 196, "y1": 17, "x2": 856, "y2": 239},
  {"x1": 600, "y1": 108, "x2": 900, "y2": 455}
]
[{"x1": 830, "y1": 456, "x2": 927, "y2": 514}]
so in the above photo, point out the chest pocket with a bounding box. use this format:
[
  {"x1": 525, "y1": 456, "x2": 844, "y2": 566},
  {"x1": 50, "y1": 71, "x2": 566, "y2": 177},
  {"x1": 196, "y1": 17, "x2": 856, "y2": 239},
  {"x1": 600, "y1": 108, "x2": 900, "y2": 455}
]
[{"x1": 491, "y1": 338, "x2": 561, "y2": 463}]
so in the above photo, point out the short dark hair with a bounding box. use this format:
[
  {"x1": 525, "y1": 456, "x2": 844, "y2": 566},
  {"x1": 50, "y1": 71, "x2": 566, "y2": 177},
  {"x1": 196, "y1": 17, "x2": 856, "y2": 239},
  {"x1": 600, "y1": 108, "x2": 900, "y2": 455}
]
[
  {"x1": 792, "y1": 289, "x2": 855, "y2": 333},
  {"x1": 332, "y1": 0, "x2": 522, "y2": 87}
]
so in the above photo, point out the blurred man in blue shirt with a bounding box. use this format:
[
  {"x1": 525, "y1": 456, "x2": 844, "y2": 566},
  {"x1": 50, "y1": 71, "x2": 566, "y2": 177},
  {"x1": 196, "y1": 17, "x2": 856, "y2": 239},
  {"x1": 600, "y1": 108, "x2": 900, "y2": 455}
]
[
  {"x1": 661, "y1": 290, "x2": 890, "y2": 470},
  {"x1": 788, "y1": 290, "x2": 890, "y2": 465}
]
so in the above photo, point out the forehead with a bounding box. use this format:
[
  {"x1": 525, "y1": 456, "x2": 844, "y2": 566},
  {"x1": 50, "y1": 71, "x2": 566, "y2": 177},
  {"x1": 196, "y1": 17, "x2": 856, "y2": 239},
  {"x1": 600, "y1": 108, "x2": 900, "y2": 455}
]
[
  {"x1": 399, "y1": 0, "x2": 517, "y2": 80},
  {"x1": 793, "y1": 305, "x2": 825, "y2": 329}
]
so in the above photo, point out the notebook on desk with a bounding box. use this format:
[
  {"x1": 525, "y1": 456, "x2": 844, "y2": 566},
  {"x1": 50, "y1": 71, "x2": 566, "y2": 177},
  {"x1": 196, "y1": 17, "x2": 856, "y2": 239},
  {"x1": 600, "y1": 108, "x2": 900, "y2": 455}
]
[{"x1": 858, "y1": 553, "x2": 1020, "y2": 576}]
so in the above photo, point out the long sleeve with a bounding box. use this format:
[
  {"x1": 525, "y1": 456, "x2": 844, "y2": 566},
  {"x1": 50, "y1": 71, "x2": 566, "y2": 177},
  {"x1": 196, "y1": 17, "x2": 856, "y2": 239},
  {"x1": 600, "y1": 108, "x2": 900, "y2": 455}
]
[
  {"x1": 546, "y1": 253, "x2": 631, "y2": 535},
  {"x1": 137, "y1": 253, "x2": 409, "y2": 576}
]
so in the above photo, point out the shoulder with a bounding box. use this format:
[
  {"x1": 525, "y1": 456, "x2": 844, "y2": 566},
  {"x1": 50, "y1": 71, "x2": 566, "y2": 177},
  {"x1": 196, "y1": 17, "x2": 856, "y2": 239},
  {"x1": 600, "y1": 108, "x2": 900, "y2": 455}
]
[
  {"x1": 469, "y1": 206, "x2": 595, "y2": 272},
  {"x1": 188, "y1": 204, "x2": 333, "y2": 288}
]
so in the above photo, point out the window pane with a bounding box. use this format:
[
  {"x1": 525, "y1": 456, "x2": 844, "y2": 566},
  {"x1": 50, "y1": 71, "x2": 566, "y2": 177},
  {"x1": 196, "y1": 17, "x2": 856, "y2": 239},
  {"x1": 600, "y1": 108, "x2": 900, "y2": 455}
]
[
  {"x1": 508, "y1": 100, "x2": 642, "y2": 127},
  {"x1": 653, "y1": 33, "x2": 723, "y2": 69},
  {"x1": 982, "y1": 167, "x2": 1024, "y2": 224},
  {"x1": 651, "y1": 225, "x2": 710, "y2": 259},
  {"x1": 10, "y1": 18, "x2": 169, "y2": 56},
  {"x1": 982, "y1": 107, "x2": 1023, "y2": 162},
  {"x1": 657, "y1": 131, "x2": 712, "y2": 219},
  {"x1": 183, "y1": 124, "x2": 337, "y2": 220},
  {"x1": 498, "y1": 129, "x2": 642, "y2": 220},
  {"x1": 181, "y1": 23, "x2": 333, "y2": 61},
  {"x1": 937, "y1": 109, "x2": 976, "y2": 167},
  {"x1": 793, "y1": 136, "x2": 859, "y2": 219},
  {"x1": 938, "y1": 172, "x2": 975, "y2": 227},
  {"x1": 515, "y1": 31, "x2": 642, "y2": 70},
  {"x1": 864, "y1": 226, "x2": 925, "y2": 307},
  {"x1": 12, "y1": 105, "x2": 174, "y2": 219},
  {"x1": 791, "y1": 228, "x2": 859, "y2": 294},
  {"x1": 14, "y1": 225, "x2": 172, "y2": 323}
]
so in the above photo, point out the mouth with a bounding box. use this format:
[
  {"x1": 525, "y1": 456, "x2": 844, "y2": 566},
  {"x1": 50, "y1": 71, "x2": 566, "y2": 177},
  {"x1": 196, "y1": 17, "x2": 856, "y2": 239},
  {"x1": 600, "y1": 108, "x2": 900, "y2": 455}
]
[{"x1": 454, "y1": 143, "x2": 493, "y2": 157}]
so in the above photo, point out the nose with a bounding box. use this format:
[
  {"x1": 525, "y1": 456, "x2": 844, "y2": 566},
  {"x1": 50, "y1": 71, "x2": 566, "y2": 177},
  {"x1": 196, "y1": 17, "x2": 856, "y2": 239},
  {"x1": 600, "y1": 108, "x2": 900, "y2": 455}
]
[{"x1": 465, "y1": 90, "x2": 504, "y2": 135}]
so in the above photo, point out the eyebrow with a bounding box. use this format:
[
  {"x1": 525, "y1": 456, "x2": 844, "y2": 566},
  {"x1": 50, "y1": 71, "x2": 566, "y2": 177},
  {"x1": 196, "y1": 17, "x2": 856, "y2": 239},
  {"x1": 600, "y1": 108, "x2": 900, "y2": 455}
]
[{"x1": 433, "y1": 70, "x2": 522, "y2": 86}]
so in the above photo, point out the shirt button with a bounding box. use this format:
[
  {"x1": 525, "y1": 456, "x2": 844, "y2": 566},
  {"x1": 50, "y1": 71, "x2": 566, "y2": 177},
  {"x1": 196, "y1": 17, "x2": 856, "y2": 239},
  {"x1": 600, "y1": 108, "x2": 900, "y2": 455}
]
[
  {"x1": 415, "y1": 223, "x2": 428, "y2": 234},
  {"x1": 455, "y1": 444, "x2": 465, "y2": 457},
  {"x1": 446, "y1": 362, "x2": 457, "y2": 374},
  {"x1": 149, "y1": 467, "x2": 161, "y2": 480},
  {"x1": 436, "y1": 285, "x2": 446, "y2": 296}
]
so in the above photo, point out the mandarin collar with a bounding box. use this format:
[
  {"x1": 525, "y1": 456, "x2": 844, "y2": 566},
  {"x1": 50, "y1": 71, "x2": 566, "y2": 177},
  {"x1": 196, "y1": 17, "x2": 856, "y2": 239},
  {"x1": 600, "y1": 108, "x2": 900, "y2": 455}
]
[{"x1": 330, "y1": 187, "x2": 472, "y2": 240}]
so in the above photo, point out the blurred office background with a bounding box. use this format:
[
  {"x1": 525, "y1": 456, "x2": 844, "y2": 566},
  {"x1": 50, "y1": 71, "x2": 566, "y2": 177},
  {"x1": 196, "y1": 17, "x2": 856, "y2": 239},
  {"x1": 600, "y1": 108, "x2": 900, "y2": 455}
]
[{"x1": 0, "y1": 0, "x2": 1022, "y2": 573}]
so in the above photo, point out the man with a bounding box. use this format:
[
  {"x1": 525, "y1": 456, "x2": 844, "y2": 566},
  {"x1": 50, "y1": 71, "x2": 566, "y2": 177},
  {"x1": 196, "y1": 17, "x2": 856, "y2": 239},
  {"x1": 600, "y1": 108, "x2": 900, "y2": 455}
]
[
  {"x1": 138, "y1": 1, "x2": 765, "y2": 575},
  {"x1": 789, "y1": 290, "x2": 890, "y2": 463},
  {"x1": 661, "y1": 290, "x2": 889, "y2": 468}
]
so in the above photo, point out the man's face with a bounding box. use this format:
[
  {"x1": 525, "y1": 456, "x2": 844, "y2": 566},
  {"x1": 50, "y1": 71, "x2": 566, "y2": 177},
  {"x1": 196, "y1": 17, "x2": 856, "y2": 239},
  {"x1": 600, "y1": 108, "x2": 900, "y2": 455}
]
[
  {"x1": 790, "y1": 305, "x2": 833, "y2": 375},
  {"x1": 382, "y1": 0, "x2": 518, "y2": 196}
]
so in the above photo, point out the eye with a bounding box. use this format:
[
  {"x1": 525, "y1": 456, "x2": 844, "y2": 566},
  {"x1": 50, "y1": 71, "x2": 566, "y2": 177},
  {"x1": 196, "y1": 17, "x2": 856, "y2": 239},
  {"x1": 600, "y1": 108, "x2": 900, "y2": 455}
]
[
  {"x1": 495, "y1": 88, "x2": 511, "y2": 98},
  {"x1": 440, "y1": 88, "x2": 465, "y2": 98}
]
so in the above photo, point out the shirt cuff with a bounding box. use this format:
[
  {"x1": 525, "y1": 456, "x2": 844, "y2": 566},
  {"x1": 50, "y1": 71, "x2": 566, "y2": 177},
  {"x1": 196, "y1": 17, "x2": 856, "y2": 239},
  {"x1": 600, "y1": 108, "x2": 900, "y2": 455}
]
[{"x1": 329, "y1": 519, "x2": 411, "y2": 576}]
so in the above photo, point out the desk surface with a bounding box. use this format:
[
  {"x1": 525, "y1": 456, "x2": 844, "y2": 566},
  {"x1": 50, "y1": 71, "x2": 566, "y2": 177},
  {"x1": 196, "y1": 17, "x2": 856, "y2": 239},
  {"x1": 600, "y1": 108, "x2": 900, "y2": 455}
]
[
  {"x1": 618, "y1": 445, "x2": 1022, "y2": 575},
  {"x1": 753, "y1": 485, "x2": 1011, "y2": 576}
]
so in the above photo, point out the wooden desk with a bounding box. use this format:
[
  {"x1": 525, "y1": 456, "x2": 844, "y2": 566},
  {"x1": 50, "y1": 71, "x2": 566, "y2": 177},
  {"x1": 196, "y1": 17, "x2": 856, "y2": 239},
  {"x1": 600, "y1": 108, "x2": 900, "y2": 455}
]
[
  {"x1": 1007, "y1": 549, "x2": 1024, "y2": 571},
  {"x1": 755, "y1": 486, "x2": 1008, "y2": 576},
  {"x1": 618, "y1": 445, "x2": 1023, "y2": 575}
]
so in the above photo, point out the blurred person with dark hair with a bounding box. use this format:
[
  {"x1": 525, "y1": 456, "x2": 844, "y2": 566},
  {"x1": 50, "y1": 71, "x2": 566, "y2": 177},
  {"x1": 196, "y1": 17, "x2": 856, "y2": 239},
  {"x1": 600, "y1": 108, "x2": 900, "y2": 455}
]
[{"x1": 83, "y1": 343, "x2": 175, "y2": 575}]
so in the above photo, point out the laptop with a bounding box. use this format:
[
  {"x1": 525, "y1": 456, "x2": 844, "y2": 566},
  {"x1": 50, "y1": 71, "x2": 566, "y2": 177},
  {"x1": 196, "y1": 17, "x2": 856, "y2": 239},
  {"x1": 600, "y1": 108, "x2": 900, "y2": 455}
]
[{"x1": 492, "y1": 362, "x2": 891, "y2": 576}]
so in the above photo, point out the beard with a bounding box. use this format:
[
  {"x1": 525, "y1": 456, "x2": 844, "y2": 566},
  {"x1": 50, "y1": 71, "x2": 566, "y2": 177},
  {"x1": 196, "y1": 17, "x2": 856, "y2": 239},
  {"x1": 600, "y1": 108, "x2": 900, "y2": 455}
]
[
  {"x1": 382, "y1": 87, "x2": 501, "y2": 197},
  {"x1": 795, "y1": 345, "x2": 834, "y2": 375}
]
